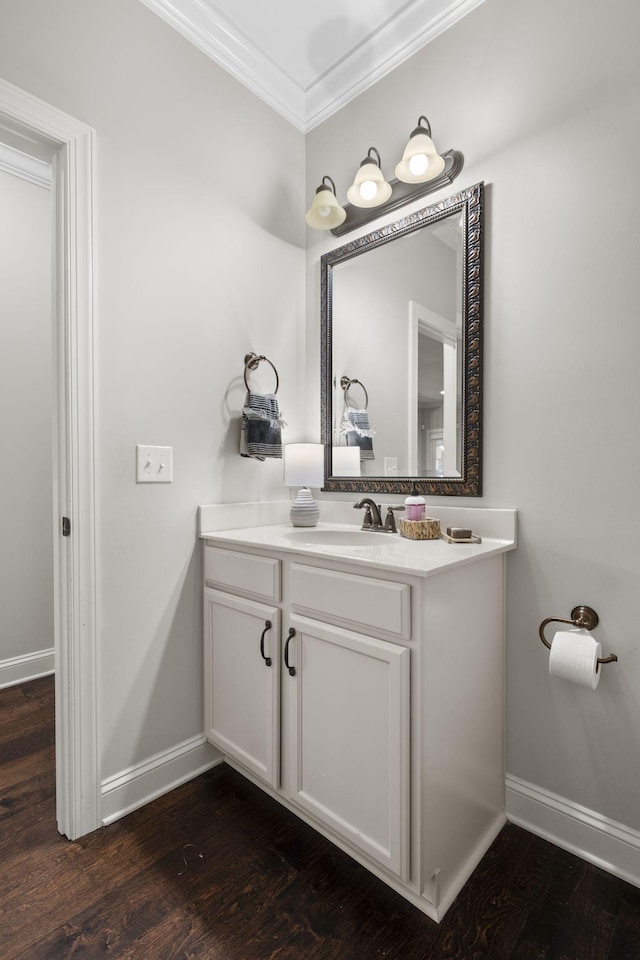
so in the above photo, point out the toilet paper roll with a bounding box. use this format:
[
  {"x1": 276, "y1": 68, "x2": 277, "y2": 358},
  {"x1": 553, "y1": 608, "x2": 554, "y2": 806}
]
[{"x1": 549, "y1": 629, "x2": 602, "y2": 689}]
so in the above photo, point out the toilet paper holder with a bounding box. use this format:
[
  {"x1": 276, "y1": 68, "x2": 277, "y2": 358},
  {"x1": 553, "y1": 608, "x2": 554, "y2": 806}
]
[{"x1": 539, "y1": 605, "x2": 618, "y2": 671}]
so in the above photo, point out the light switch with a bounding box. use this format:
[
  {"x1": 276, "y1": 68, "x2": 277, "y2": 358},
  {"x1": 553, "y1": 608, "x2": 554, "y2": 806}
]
[
  {"x1": 384, "y1": 457, "x2": 398, "y2": 477},
  {"x1": 136, "y1": 445, "x2": 173, "y2": 483}
]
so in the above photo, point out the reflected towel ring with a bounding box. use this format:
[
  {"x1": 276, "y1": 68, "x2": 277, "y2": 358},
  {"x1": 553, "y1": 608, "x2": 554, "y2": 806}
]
[
  {"x1": 340, "y1": 375, "x2": 369, "y2": 409},
  {"x1": 244, "y1": 352, "x2": 279, "y2": 394}
]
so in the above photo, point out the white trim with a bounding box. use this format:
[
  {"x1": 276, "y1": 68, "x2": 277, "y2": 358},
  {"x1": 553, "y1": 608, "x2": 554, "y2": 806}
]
[
  {"x1": 0, "y1": 141, "x2": 51, "y2": 187},
  {"x1": 408, "y1": 302, "x2": 419, "y2": 475},
  {"x1": 409, "y1": 300, "x2": 460, "y2": 477},
  {"x1": 305, "y1": 0, "x2": 488, "y2": 131},
  {"x1": 506, "y1": 774, "x2": 640, "y2": 890},
  {"x1": 0, "y1": 78, "x2": 99, "y2": 841},
  {"x1": 101, "y1": 735, "x2": 222, "y2": 825},
  {"x1": 433, "y1": 811, "x2": 506, "y2": 918},
  {"x1": 0, "y1": 649, "x2": 55, "y2": 689},
  {"x1": 138, "y1": 0, "x2": 487, "y2": 132}
]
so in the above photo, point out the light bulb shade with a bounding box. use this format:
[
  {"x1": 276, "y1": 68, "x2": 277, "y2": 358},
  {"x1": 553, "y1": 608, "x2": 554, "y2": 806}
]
[
  {"x1": 305, "y1": 177, "x2": 346, "y2": 230},
  {"x1": 332, "y1": 446, "x2": 361, "y2": 477},
  {"x1": 347, "y1": 150, "x2": 392, "y2": 208},
  {"x1": 284, "y1": 443, "x2": 325, "y2": 488},
  {"x1": 395, "y1": 119, "x2": 445, "y2": 184}
]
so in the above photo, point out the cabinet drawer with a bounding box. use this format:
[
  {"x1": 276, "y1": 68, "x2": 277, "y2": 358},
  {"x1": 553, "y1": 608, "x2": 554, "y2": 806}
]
[
  {"x1": 204, "y1": 545, "x2": 281, "y2": 602},
  {"x1": 290, "y1": 563, "x2": 410, "y2": 641}
]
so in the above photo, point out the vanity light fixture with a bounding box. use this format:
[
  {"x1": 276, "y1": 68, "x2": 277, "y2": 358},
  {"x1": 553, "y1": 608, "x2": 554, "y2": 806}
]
[
  {"x1": 305, "y1": 175, "x2": 346, "y2": 230},
  {"x1": 284, "y1": 443, "x2": 325, "y2": 527},
  {"x1": 305, "y1": 114, "x2": 463, "y2": 237},
  {"x1": 346, "y1": 147, "x2": 392, "y2": 208},
  {"x1": 395, "y1": 116, "x2": 445, "y2": 183}
]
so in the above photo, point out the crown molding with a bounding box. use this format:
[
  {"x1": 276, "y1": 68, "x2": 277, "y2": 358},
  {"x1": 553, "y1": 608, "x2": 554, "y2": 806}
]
[
  {"x1": 0, "y1": 140, "x2": 51, "y2": 188},
  {"x1": 305, "y1": 0, "x2": 487, "y2": 130},
  {"x1": 138, "y1": 0, "x2": 306, "y2": 129},
  {"x1": 139, "y1": 0, "x2": 486, "y2": 133}
]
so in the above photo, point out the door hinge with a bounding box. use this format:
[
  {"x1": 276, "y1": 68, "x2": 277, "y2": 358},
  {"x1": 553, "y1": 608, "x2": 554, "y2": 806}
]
[{"x1": 62, "y1": 516, "x2": 71, "y2": 537}]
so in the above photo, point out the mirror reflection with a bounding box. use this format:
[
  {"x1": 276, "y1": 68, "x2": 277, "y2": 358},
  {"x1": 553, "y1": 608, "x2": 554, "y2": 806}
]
[{"x1": 321, "y1": 182, "x2": 483, "y2": 497}]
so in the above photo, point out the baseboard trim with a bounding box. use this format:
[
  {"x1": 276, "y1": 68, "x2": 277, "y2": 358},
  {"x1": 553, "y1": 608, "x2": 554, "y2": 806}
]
[
  {"x1": 101, "y1": 735, "x2": 223, "y2": 825},
  {"x1": 435, "y1": 811, "x2": 507, "y2": 918},
  {"x1": 506, "y1": 773, "x2": 640, "y2": 889},
  {"x1": 0, "y1": 648, "x2": 54, "y2": 689}
]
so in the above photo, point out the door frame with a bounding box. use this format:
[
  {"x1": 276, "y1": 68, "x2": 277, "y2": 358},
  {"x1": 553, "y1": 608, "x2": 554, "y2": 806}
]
[{"x1": 0, "y1": 78, "x2": 99, "y2": 839}]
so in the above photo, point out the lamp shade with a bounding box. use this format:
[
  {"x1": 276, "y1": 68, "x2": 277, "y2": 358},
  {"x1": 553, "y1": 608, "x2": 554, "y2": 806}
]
[
  {"x1": 346, "y1": 147, "x2": 392, "y2": 208},
  {"x1": 395, "y1": 116, "x2": 445, "y2": 184},
  {"x1": 284, "y1": 443, "x2": 325, "y2": 488},
  {"x1": 305, "y1": 176, "x2": 346, "y2": 230},
  {"x1": 332, "y1": 446, "x2": 361, "y2": 477}
]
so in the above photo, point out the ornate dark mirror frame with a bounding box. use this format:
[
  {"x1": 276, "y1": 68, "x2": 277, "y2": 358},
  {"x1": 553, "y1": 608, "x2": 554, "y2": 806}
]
[{"x1": 321, "y1": 181, "x2": 483, "y2": 496}]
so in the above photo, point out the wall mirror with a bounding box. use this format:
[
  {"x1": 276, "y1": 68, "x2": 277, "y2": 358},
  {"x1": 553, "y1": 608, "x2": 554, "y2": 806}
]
[{"x1": 321, "y1": 181, "x2": 483, "y2": 496}]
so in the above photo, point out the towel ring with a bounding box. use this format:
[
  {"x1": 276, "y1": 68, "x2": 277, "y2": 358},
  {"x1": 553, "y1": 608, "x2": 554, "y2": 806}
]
[
  {"x1": 340, "y1": 375, "x2": 369, "y2": 409},
  {"x1": 244, "y1": 352, "x2": 279, "y2": 394},
  {"x1": 539, "y1": 605, "x2": 618, "y2": 671}
]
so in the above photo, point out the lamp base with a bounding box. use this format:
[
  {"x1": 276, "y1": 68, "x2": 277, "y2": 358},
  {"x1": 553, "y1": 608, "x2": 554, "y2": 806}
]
[{"x1": 290, "y1": 487, "x2": 320, "y2": 527}]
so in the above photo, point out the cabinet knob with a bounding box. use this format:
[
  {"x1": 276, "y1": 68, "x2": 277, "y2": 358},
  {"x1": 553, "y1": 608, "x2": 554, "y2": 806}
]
[
  {"x1": 259, "y1": 620, "x2": 272, "y2": 667},
  {"x1": 284, "y1": 627, "x2": 296, "y2": 676}
]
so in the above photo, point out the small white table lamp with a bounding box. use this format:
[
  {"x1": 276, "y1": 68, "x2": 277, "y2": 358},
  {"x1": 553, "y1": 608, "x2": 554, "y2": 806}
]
[{"x1": 284, "y1": 443, "x2": 325, "y2": 527}]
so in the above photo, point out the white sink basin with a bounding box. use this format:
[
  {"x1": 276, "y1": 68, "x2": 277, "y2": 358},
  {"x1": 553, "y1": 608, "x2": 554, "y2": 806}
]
[{"x1": 284, "y1": 528, "x2": 396, "y2": 547}]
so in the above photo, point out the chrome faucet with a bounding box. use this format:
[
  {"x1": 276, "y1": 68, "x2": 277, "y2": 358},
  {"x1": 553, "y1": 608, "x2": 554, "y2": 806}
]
[{"x1": 353, "y1": 498, "x2": 384, "y2": 530}]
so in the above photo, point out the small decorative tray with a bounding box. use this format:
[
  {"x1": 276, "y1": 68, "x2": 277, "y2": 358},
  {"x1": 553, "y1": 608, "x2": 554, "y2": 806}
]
[
  {"x1": 440, "y1": 533, "x2": 482, "y2": 544},
  {"x1": 399, "y1": 517, "x2": 441, "y2": 540}
]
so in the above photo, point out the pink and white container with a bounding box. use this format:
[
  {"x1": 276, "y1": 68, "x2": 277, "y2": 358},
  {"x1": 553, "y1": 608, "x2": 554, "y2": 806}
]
[{"x1": 405, "y1": 487, "x2": 426, "y2": 521}]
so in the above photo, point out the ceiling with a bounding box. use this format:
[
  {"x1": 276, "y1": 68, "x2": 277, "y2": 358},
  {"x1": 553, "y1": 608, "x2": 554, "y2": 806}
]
[{"x1": 138, "y1": 0, "x2": 486, "y2": 132}]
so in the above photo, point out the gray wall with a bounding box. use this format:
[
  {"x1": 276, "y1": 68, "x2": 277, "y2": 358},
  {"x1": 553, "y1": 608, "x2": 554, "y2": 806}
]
[
  {"x1": 306, "y1": 0, "x2": 640, "y2": 830},
  {"x1": 0, "y1": 168, "x2": 53, "y2": 666},
  {"x1": 0, "y1": 0, "x2": 305, "y2": 781}
]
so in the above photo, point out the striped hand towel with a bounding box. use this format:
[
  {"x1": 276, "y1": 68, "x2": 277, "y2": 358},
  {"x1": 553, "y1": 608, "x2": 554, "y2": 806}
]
[
  {"x1": 341, "y1": 408, "x2": 375, "y2": 461},
  {"x1": 240, "y1": 392, "x2": 285, "y2": 459}
]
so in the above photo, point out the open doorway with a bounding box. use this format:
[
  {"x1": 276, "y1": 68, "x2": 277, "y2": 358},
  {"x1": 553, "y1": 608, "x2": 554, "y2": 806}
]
[
  {"x1": 0, "y1": 147, "x2": 54, "y2": 688},
  {"x1": 0, "y1": 78, "x2": 98, "y2": 839}
]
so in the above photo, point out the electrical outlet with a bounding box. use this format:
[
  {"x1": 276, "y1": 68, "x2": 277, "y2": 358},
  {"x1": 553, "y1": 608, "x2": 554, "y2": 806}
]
[
  {"x1": 136, "y1": 445, "x2": 173, "y2": 483},
  {"x1": 384, "y1": 457, "x2": 398, "y2": 477}
]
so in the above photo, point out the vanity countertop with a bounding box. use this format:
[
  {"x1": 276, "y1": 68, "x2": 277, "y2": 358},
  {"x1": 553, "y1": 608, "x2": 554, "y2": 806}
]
[{"x1": 200, "y1": 521, "x2": 516, "y2": 578}]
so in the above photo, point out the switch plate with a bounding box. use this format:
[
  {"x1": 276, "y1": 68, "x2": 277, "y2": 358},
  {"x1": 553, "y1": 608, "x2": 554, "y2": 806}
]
[
  {"x1": 136, "y1": 445, "x2": 173, "y2": 483},
  {"x1": 384, "y1": 457, "x2": 398, "y2": 476}
]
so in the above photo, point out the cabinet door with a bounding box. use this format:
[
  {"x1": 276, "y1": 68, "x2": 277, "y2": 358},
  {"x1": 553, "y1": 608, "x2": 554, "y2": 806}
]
[
  {"x1": 284, "y1": 615, "x2": 410, "y2": 881},
  {"x1": 204, "y1": 588, "x2": 280, "y2": 788}
]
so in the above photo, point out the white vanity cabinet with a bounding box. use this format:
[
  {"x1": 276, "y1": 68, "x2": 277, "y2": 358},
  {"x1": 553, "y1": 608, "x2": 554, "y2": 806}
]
[
  {"x1": 202, "y1": 527, "x2": 510, "y2": 922},
  {"x1": 203, "y1": 544, "x2": 411, "y2": 881}
]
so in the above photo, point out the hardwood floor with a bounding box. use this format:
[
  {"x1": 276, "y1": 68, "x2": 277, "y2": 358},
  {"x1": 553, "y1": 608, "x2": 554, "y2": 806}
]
[{"x1": 1, "y1": 675, "x2": 639, "y2": 959}]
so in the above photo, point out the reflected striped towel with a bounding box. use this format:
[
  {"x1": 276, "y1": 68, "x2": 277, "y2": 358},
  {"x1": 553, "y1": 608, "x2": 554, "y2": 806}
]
[
  {"x1": 240, "y1": 391, "x2": 285, "y2": 460},
  {"x1": 341, "y1": 408, "x2": 375, "y2": 461}
]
